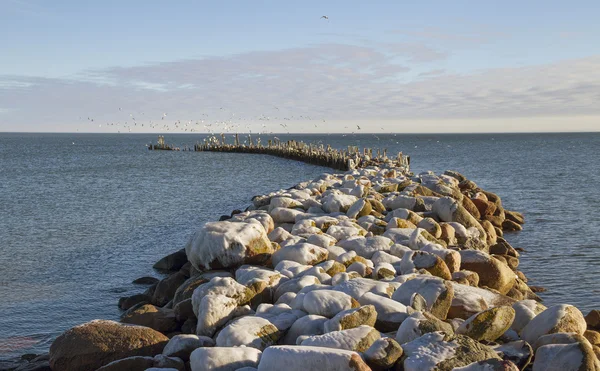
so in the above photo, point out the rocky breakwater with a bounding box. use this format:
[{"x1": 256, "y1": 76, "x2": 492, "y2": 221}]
[{"x1": 45, "y1": 167, "x2": 600, "y2": 371}]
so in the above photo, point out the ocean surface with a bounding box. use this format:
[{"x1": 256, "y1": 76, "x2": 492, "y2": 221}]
[{"x1": 1, "y1": 132, "x2": 599, "y2": 358}]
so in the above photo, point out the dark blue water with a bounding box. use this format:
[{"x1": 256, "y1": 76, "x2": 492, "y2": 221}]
[{"x1": 1, "y1": 132, "x2": 599, "y2": 358}]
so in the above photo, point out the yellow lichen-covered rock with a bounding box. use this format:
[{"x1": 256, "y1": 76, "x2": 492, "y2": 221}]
[{"x1": 456, "y1": 306, "x2": 516, "y2": 342}]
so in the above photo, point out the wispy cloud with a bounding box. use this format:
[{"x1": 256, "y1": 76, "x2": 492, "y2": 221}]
[{"x1": 0, "y1": 43, "x2": 599, "y2": 132}]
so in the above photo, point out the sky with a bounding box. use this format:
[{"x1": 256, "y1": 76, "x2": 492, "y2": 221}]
[{"x1": 1, "y1": 0, "x2": 600, "y2": 133}]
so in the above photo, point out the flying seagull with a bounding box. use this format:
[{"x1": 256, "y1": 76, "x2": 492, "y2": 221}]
[{"x1": 320, "y1": 15, "x2": 329, "y2": 20}]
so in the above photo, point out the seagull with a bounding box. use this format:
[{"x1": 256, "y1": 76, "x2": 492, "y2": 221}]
[
  {"x1": 320, "y1": 15, "x2": 329, "y2": 20},
  {"x1": 357, "y1": 125, "x2": 361, "y2": 130}
]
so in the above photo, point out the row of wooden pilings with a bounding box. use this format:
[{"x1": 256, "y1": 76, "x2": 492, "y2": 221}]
[{"x1": 150, "y1": 134, "x2": 410, "y2": 172}]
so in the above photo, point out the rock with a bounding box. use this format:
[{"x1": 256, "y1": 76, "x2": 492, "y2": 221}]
[
  {"x1": 132, "y1": 276, "x2": 160, "y2": 285},
  {"x1": 337, "y1": 236, "x2": 393, "y2": 259},
  {"x1": 451, "y1": 270, "x2": 479, "y2": 287},
  {"x1": 586, "y1": 310, "x2": 600, "y2": 330},
  {"x1": 471, "y1": 198, "x2": 497, "y2": 217},
  {"x1": 585, "y1": 330, "x2": 600, "y2": 346},
  {"x1": 504, "y1": 210, "x2": 524, "y2": 225},
  {"x1": 215, "y1": 316, "x2": 280, "y2": 350},
  {"x1": 49, "y1": 320, "x2": 168, "y2": 371},
  {"x1": 270, "y1": 207, "x2": 305, "y2": 223},
  {"x1": 364, "y1": 337, "x2": 403, "y2": 371},
  {"x1": 189, "y1": 347, "x2": 261, "y2": 371},
  {"x1": 162, "y1": 334, "x2": 214, "y2": 361},
  {"x1": 120, "y1": 304, "x2": 180, "y2": 333},
  {"x1": 399, "y1": 251, "x2": 452, "y2": 280},
  {"x1": 152, "y1": 271, "x2": 188, "y2": 307},
  {"x1": 300, "y1": 325, "x2": 380, "y2": 352},
  {"x1": 193, "y1": 294, "x2": 241, "y2": 337},
  {"x1": 118, "y1": 294, "x2": 151, "y2": 310},
  {"x1": 433, "y1": 197, "x2": 486, "y2": 238},
  {"x1": 303, "y1": 290, "x2": 358, "y2": 317},
  {"x1": 447, "y1": 281, "x2": 516, "y2": 320},
  {"x1": 230, "y1": 210, "x2": 275, "y2": 234},
  {"x1": 185, "y1": 221, "x2": 275, "y2": 271},
  {"x1": 532, "y1": 340, "x2": 600, "y2": 371},
  {"x1": 153, "y1": 354, "x2": 185, "y2": 371},
  {"x1": 396, "y1": 311, "x2": 454, "y2": 344},
  {"x1": 282, "y1": 315, "x2": 328, "y2": 345},
  {"x1": 153, "y1": 249, "x2": 188, "y2": 271},
  {"x1": 459, "y1": 250, "x2": 515, "y2": 295},
  {"x1": 173, "y1": 298, "x2": 194, "y2": 322},
  {"x1": 502, "y1": 219, "x2": 522, "y2": 232},
  {"x1": 358, "y1": 292, "x2": 412, "y2": 332},
  {"x1": 392, "y1": 276, "x2": 454, "y2": 320},
  {"x1": 492, "y1": 340, "x2": 533, "y2": 370},
  {"x1": 322, "y1": 193, "x2": 359, "y2": 213},
  {"x1": 257, "y1": 346, "x2": 370, "y2": 371},
  {"x1": 401, "y1": 332, "x2": 501, "y2": 371},
  {"x1": 347, "y1": 198, "x2": 372, "y2": 219},
  {"x1": 454, "y1": 359, "x2": 520, "y2": 370},
  {"x1": 271, "y1": 243, "x2": 328, "y2": 266},
  {"x1": 95, "y1": 356, "x2": 155, "y2": 371},
  {"x1": 521, "y1": 304, "x2": 587, "y2": 345},
  {"x1": 324, "y1": 305, "x2": 377, "y2": 332},
  {"x1": 511, "y1": 299, "x2": 546, "y2": 333},
  {"x1": 461, "y1": 197, "x2": 481, "y2": 220},
  {"x1": 172, "y1": 271, "x2": 231, "y2": 306},
  {"x1": 456, "y1": 306, "x2": 515, "y2": 341},
  {"x1": 417, "y1": 217, "x2": 442, "y2": 238}
]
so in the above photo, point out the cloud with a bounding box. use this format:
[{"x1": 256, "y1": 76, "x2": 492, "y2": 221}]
[{"x1": 0, "y1": 43, "x2": 599, "y2": 132}]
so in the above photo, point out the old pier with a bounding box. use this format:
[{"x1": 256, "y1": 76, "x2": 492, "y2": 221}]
[{"x1": 149, "y1": 134, "x2": 410, "y2": 171}]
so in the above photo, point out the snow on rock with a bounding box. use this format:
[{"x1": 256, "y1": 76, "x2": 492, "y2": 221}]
[
  {"x1": 532, "y1": 341, "x2": 600, "y2": 371},
  {"x1": 215, "y1": 316, "x2": 280, "y2": 350},
  {"x1": 282, "y1": 315, "x2": 328, "y2": 345},
  {"x1": 396, "y1": 311, "x2": 454, "y2": 345},
  {"x1": 230, "y1": 210, "x2": 275, "y2": 234},
  {"x1": 270, "y1": 207, "x2": 305, "y2": 224},
  {"x1": 257, "y1": 346, "x2": 370, "y2": 371},
  {"x1": 300, "y1": 325, "x2": 381, "y2": 352},
  {"x1": 303, "y1": 289, "x2": 358, "y2": 317},
  {"x1": 392, "y1": 276, "x2": 454, "y2": 320},
  {"x1": 189, "y1": 347, "x2": 261, "y2": 371},
  {"x1": 336, "y1": 236, "x2": 393, "y2": 259},
  {"x1": 271, "y1": 243, "x2": 328, "y2": 267},
  {"x1": 322, "y1": 193, "x2": 359, "y2": 213},
  {"x1": 521, "y1": 304, "x2": 587, "y2": 345},
  {"x1": 358, "y1": 292, "x2": 412, "y2": 332},
  {"x1": 511, "y1": 300, "x2": 546, "y2": 333},
  {"x1": 323, "y1": 305, "x2": 377, "y2": 332},
  {"x1": 185, "y1": 221, "x2": 274, "y2": 271},
  {"x1": 162, "y1": 334, "x2": 214, "y2": 361}
]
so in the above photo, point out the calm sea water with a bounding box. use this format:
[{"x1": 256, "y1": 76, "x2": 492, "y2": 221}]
[{"x1": 1, "y1": 132, "x2": 599, "y2": 358}]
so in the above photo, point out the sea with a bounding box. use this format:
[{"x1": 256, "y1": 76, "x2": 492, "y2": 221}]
[{"x1": 1, "y1": 132, "x2": 599, "y2": 359}]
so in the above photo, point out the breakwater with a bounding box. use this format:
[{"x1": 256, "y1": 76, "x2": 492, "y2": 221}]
[
  {"x1": 15, "y1": 150, "x2": 600, "y2": 370},
  {"x1": 149, "y1": 135, "x2": 410, "y2": 171}
]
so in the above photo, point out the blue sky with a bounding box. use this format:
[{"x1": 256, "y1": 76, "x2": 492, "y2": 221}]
[{"x1": 1, "y1": 0, "x2": 600, "y2": 132}]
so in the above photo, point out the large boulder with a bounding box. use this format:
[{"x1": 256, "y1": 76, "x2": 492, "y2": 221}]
[
  {"x1": 257, "y1": 345, "x2": 370, "y2": 371},
  {"x1": 185, "y1": 221, "x2": 275, "y2": 271},
  {"x1": 364, "y1": 337, "x2": 403, "y2": 371},
  {"x1": 358, "y1": 292, "x2": 412, "y2": 332},
  {"x1": 323, "y1": 305, "x2": 377, "y2": 332},
  {"x1": 190, "y1": 347, "x2": 261, "y2": 371},
  {"x1": 215, "y1": 316, "x2": 280, "y2": 350},
  {"x1": 459, "y1": 250, "x2": 515, "y2": 295},
  {"x1": 120, "y1": 304, "x2": 179, "y2": 334},
  {"x1": 396, "y1": 311, "x2": 454, "y2": 344},
  {"x1": 433, "y1": 197, "x2": 486, "y2": 238},
  {"x1": 271, "y1": 243, "x2": 328, "y2": 266},
  {"x1": 162, "y1": 334, "x2": 214, "y2": 361},
  {"x1": 521, "y1": 304, "x2": 587, "y2": 345},
  {"x1": 152, "y1": 271, "x2": 188, "y2": 307},
  {"x1": 532, "y1": 340, "x2": 600, "y2": 371},
  {"x1": 49, "y1": 320, "x2": 168, "y2": 371},
  {"x1": 448, "y1": 282, "x2": 516, "y2": 319},
  {"x1": 153, "y1": 249, "x2": 188, "y2": 271},
  {"x1": 303, "y1": 290, "x2": 358, "y2": 317},
  {"x1": 401, "y1": 332, "x2": 501, "y2": 371},
  {"x1": 456, "y1": 306, "x2": 516, "y2": 342},
  {"x1": 392, "y1": 276, "x2": 454, "y2": 320}
]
